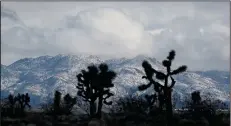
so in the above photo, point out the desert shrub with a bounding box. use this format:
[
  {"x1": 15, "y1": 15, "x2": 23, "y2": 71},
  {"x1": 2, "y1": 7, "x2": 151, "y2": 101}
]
[{"x1": 109, "y1": 95, "x2": 167, "y2": 126}]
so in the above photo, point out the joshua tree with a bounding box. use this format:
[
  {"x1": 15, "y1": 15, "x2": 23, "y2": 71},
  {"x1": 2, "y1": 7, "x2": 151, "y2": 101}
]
[
  {"x1": 3, "y1": 93, "x2": 31, "y2": 117},
  {"x1": 188, "y1": 91, "x2": 224, "y2": 121},
  {"x1": 138, "y1": 60, "x2": 165, "y2": 111},
  {"x1": 42, "y1": 91, "x2": 77, "y2": 117},
  {"x1": 63, "y1": 93, "x2": 77, "y2": 115},
  {"x1": 14, "y1": 93, "x2": 31, "y2": 116},
  {"x1": 191, "y1": 91, "x2": 201, "y2": 105},
  {"x1": 76, "y1": 63, "x2": 116, "y2": 119},
  {"x1": 5, "y1": 94, "x2": 17, "y2": 117},
  {"x1": 8, "y1": 94, "x2": 17, "y2": 109},
  {"x1": 96, "y1": 63, "x2": 116, "y2": 118},
  {"x1": 53, "y1": 91, "x2": 62, "y2": 115},
  {"x1": 138, "y1": 50, "x2": 187, "y2": 126}
]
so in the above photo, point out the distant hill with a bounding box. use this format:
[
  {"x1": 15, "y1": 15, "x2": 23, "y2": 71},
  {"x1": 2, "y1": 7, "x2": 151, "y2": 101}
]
[{"x1": 1, "y1": 54, "x2": 230, "y2": 108}]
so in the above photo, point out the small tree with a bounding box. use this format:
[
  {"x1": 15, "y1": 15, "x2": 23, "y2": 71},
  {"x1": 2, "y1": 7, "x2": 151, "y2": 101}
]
[
  {"x1": 76, "y1": 63, "x2": 116, "y2": 119},
  {"x1": 1, "y1": 93, "x2": 31, "y2": 117},
  {"x1": 63, "y1": 93, "x2": 77, "y2": 115},
  {"x1": 1, "y1": 94, "x2": 17, "y2": 117},
  {"x1": 138, "y1": 50, "x2": 187, "y2": 126},
  {"x1": 77, "y1": 65, "x2": 100, "y2": 118},
  {"x1": 96, "y1": 64, "x2": 116, "y2": 118},
  {"x1": 183, "y1": 91, "x2": 228, "y2": 123},
  {"x1": 48, "y1": 91, "x2": 77, "y2": 116},
  {"x1": 53, "y1": 91, "x2": 62, "y2": 116},
  {"x1": 8, "y1": 94, "x2": 17, "y2": 116},
  {"x1": 13, "y1": 93, "x2": 31, "y2": 117}
]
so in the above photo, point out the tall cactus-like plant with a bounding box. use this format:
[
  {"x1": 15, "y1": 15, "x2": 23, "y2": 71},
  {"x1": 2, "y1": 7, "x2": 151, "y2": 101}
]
[
  {"x1": 191, "y1": 91, "x2": 201, "y2": 105},
  {"x1": 8, "y1": 94, "x2": 17, "y2": 109},
  {"x1": 138, "y1": 50, "x2": 187, "y2": 126},
  {"x1": 45, "y1": 91, "x2": 77, "y2": 116},
  {"x1": 63, "y1": 93, "x2": 77, "y2": 114},
  {"x1": 96, "y1": 63, "x2": 116, "y2": 118},
  {"x1": 14, "y1": 93, "x2": 31, "y2": 116},
  {"x1": 77, "y1": 65, "x2": 99, "y2": 118},
  {"x1": 2, "y1": 93, "x2": 31, "y2": 117},
  {"x1": 160, "y1": 50, "x2": 187, "y2": 125},
  {"x1": 53, "y1": 91, "x2": 61, "y2": 116},
  {"x1": 17, "y1": 93, "x2": 31, "y2": 111},
  {"x1": 7, "y1": 94, "x2": 17, "y2": 117},
  {"x1": 138, "y1": 60, "x2": 165, "y2": 110},
  {"x1": 76, "y1": 63, "x2": 116, "y2": 119}
]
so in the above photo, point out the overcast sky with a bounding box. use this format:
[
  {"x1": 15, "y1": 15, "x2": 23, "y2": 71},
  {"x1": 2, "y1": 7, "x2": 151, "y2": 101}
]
[{"x1": 1, "y1": 2, "x2": 230, "y2": 71}]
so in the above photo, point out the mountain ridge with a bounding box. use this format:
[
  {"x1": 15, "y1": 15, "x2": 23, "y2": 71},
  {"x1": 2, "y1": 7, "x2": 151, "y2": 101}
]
[{"x1": 1, "y1": 54, "x2": 230, "y2": 108}]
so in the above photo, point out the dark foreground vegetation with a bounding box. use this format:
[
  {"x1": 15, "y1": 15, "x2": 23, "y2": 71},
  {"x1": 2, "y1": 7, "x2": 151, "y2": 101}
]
[{"x1": 1, "y1": 50, "x2": 230, "y2": 126}]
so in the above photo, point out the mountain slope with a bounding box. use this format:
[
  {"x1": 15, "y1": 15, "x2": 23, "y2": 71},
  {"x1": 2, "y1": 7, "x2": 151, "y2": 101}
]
[{"x1": 1, "y1": 54, "x2": 230, "y2": 107}]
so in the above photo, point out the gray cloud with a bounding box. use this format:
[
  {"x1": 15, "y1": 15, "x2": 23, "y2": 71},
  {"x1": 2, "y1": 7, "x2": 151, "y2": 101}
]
[{"x1": 1, "y1": 2, "x2": 229, "y2": 71}]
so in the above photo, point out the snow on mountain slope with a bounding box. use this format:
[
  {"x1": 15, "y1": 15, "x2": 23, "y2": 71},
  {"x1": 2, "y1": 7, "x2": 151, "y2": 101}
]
[
  {"x1": 1, "y1": 54, "x2": 230, "y2": 107},
  {"x1": 194, "y1": 70, "x2": 230, "y2": 85}
]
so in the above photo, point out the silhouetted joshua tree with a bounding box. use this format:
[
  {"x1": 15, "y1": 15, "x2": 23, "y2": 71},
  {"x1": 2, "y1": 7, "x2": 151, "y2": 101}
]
[
  {"x1": 138, "y1": 60, "x2": 165, "y2": 111},
  {"x1": 14, "y1": 93, "x2": 31, "y2": 116},
  {"x1": 76, "y1": 63, "x2": 116, "y2": 119},
  {"x1": 138, "y1": 50, "x2": 187, "y2": 126},
  {"x1": 8, "y1": 94, "x2": 17, "y2": 109},
  {"x1": 63, "y1": 93, "x2": 77, "y2": 115},
  {"x1": 187, "y1": 91, "x2": 223, "y2": 121},
  {"x1": 6, "y1": 94, "x2": 17, "y2": 117},
  {"x1": 3, "y1": 93, "x2": 31, "y2": 117},
  {"x1": 96, "y1": 64, "x2": 116, "y2": 118},
  {"x1": 42, "y1": 91, "x2": 77, "y2": 117},
  {"x1": 191, "y1": 91, "x2": 201, "y2": 105},
  {"x1": 53, "y1": 91, "x2": 62, "y2": 116}
]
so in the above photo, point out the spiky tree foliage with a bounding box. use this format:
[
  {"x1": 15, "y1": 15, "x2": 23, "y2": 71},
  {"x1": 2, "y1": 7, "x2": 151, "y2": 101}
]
[
  {"x1": 138, "y1": 60, "x2": 165, "y2": 110},
  {"x1": 96, "y1": 63, "x2": 116, "y2": 118},
  {"x1": 76, "y1": 65, "x2": 98, "y2": 117},
  {"x1": 76, "y1": 63, "x2": 116, "y2": 119},
  {"x1": 158, "y1": 50, "x2": 187, "y2": 124},
  {"x1": 138, "y1": 50, "x2": 187, "y2": 126}
]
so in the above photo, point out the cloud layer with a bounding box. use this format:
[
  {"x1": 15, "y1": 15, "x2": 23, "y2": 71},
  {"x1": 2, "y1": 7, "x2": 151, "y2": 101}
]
[{"x1": 1, "y1": 2, "x2": 230, "y2": 71}]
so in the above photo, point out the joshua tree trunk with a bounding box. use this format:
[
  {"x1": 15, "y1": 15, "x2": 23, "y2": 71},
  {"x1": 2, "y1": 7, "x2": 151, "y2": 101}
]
[
  {"x1": 158, "y1": 93, "x2": 164, "y2": 111},
  {"x1": 97, "y1": 95, "x2": 103, "y2": 119},
  {"x1": 166, "y1": 89, "x2": 173, "y2": 126},
  {"x1": 90, "y1": 100, "x2": 96, "y2": 118},
  {"x1": 164, "y1": 76, "x2": 173, "y2": 126},
  {"x1": 19, "y1": 102, "x2": 25, "y2": 116}
]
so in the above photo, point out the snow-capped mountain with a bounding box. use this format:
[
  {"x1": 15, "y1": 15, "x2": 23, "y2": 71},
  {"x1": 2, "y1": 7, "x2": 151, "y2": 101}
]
[{"x1": 1, "y1": 54, "x2": 230, "y2": 107}]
